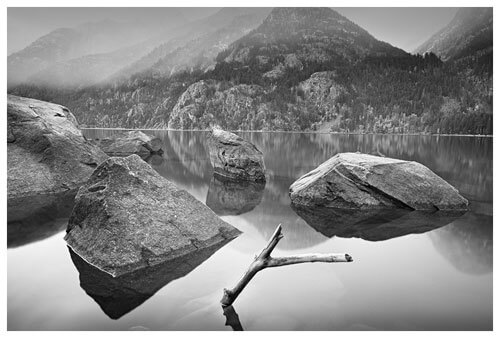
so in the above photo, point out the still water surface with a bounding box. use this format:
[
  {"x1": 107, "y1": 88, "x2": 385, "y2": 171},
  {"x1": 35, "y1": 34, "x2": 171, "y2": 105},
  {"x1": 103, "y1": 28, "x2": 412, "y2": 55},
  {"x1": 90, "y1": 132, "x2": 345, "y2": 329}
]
[{"x1": 8, "y1": 131, "x2": 493, "y2": 330}]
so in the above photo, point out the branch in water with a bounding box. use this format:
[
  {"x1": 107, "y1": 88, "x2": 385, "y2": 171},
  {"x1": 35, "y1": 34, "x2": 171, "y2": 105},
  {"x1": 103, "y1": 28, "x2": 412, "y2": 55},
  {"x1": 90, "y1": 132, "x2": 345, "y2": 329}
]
[{"x1": 221, "y1": 224, "x2": 353, "y2": 306}]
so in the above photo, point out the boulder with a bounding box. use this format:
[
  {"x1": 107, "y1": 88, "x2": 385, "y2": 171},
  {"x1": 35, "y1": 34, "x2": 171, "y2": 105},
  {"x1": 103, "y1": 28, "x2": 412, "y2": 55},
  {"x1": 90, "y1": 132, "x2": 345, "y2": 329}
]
[
  {"x1": 95, "y1": 130, "x2": 163, "y2": 157},
  {"x1": 206, "y1": 175, "x2": 265, "y2": 216},
  {"x1": 207, "y1": 127, "x2": 266, "y2": 182},
  {"x1": 64, "y1": 154, "x2": 241, "y2": 277},
  {"x1": 7, "y1": 94, "x2": 108, "y2": 198},
  {"x1": 289, "y1": 152, "x2": 468, "y2": 211}
]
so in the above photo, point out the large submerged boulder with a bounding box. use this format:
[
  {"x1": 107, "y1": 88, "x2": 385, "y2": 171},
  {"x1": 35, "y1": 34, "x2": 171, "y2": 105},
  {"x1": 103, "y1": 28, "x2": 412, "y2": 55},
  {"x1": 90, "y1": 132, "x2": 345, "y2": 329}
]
[
  {"x1": 207, "y1": 127, "x2": 266, "y2": 181},
  {"x1": 7, "y1": 95, "x2": 108, "y2": 198},
  {"x1": 94, "y1": 130, "x2": 163, "y2": 157},
  {"x1": 290, "y1": 152, "x2": 468, "y2": 211},
  {"x1": 64, "y1": 154, "x2": 241, "y2": 277}
]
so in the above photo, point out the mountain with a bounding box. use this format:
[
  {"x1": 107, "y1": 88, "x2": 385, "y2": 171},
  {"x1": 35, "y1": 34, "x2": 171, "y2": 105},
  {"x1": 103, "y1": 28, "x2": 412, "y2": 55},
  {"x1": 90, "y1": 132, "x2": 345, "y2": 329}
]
[
  {"x1": 221, "y1": 7, "x2": 407, "y2": 68},
  {"x1": 111, "y1": 8, "x2": 271, "y2": 81},
  {"x1": 414, "y1": 8, "x2": 492, "y2": 60},
  {"x1": 9, "y1": 7, "x2": 493, "y2": 135},
  {"x1": 7, "y1": 12, "x2": 188, "y2": 88}
]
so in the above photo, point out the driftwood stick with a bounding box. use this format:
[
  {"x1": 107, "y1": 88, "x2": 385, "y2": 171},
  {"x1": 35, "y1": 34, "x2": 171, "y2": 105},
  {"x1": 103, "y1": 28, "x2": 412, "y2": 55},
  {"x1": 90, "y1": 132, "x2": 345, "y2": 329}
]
[{"x1": 221, "y1": 224, "x2": 353, "y2": 306}]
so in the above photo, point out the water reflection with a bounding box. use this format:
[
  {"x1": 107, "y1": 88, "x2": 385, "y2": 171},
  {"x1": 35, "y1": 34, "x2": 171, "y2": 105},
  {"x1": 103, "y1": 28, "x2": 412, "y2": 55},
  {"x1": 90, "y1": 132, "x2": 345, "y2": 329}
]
[
  {"x1": 429, "y1": 211, "x2": 493, "y2": 275},
  {"x1": 292, "y1": 205, "x2": 465, "y2": 241},
  {"x1": 68, "y1": 237, "x2": 231, "y2": 320},
  {"x1": 223, "y1": 305, "x2": 244, "y2": 331},
  {"x1": 7, "y1": 191, "x2": 76, "y2": 248},
  {"x1": 206, "y1": 176, "x2": 265, "y2": 216}
]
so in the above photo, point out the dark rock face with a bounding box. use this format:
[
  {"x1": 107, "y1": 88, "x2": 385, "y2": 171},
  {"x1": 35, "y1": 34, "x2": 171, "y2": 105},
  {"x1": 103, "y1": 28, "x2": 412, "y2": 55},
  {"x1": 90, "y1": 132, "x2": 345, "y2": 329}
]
[
  {"x1": 8, "y1": 190, "x2": 77, "y2": 248},
  {"x1": 290, "y1": 152, "x2": 468, "y2": 211},
  {"x1": 68, "y1": 239, "x2": 230, "y2": 319},
  {"x1": 95, "y1": 130, "x2": 163, "y2": 157},
  {"x1": 7, "y1": 95, "x2": 108, "y2": 198},
  {"x1": 206, "y1": 175, "x2": 265, "y2": 216},
  {"x1": 207, "y1": 127, "x2": 266, "y2": 181},
  {"x1": 292, "y1": 204, "x2": 465, "y2": 241},
  {"x1": 65, "y1": 154, "x2": 241, "y2": 277}
]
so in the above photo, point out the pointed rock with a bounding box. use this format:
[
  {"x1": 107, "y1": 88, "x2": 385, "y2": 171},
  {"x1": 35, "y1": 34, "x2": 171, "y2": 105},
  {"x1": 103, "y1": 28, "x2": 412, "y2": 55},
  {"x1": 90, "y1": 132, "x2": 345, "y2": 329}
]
[
  {"x1": 65, "y1": 154, "x2": 241, "y2": 277},
  {"x1": 207, "y1": 127, "x2": 266, "y2": 182}
]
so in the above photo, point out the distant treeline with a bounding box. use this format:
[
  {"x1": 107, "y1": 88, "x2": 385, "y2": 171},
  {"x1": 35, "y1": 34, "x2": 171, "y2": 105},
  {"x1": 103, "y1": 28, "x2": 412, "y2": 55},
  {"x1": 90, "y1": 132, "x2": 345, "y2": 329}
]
[{"x1": 9, "y1": 49, "x2": 492, "y2": 135}]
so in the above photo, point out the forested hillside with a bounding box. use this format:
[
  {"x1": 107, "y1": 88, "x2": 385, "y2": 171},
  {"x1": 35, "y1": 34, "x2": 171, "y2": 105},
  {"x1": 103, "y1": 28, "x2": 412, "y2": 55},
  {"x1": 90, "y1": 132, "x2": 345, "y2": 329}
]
[{"x1": 8, "y1": 7, "x2": 493, "y2": 135}]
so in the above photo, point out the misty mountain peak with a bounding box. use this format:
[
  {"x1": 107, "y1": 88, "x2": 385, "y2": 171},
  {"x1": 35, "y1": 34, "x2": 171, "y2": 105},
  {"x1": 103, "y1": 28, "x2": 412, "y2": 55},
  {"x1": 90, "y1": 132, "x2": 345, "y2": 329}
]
[
  {"x1": 254, "y1": 7, "x2": 364, "y2": 40},
  {"x1": 415, "y1": 7, "x2": 492, "y2": 60}
]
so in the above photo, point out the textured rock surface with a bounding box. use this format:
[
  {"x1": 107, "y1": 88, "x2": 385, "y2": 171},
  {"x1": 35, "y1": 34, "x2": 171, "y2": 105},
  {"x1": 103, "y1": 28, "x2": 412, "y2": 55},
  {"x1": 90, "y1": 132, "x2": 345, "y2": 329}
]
[
  {"x1": 65, "y1": 154, "x2": 240, "y2": 277},
  {"x1": 292, "y1": 204, "x2": 465, "y2": 241},
  {"x1": 290, "y1": 152, "x2": 468, "y2": 210},
  {"x1": 7, "y1": 94, "x2": 108, "y2": 198},
  {"x1": 95, "y1": 130, "x2": 163, "y2": 156},
  {"x1": 207, "y1": 127, "x2": 266, "y2": 181},
  {"x1": 206, "y1": 175, "x2": 265, "y2": 215},
  {"x1": 168, "y1": 80, "x2": 268, "y2": 130}
]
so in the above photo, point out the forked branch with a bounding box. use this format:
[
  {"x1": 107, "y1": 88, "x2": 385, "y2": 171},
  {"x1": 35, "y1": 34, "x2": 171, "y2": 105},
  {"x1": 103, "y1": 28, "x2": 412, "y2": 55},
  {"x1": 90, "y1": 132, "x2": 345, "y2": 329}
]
[{"x1": 221, "y1": 224, "x2": 353, "y2": 306}]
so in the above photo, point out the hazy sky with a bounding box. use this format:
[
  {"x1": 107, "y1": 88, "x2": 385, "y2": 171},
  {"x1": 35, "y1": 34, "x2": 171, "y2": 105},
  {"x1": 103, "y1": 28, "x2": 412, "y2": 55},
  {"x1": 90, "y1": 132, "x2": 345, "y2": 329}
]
[{"x1": 8, "y1": 7, "x2": 459, "y2": 54}]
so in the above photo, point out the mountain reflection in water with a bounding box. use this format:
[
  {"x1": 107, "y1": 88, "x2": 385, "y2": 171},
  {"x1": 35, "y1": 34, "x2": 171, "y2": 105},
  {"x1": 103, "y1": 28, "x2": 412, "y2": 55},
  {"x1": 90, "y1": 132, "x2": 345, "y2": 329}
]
[{"x1": 429, "y1": 211, "x2": 493, "y2": 275}]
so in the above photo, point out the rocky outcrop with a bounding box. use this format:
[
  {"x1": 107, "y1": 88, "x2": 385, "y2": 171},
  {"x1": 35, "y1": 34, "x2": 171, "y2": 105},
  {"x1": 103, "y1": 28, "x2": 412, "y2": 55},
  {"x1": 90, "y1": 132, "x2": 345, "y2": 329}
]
[
  {"x1": 7, "y1": 94, "x2": 108, "y2": 198},
  {"x1": 289, "y1": 152, "x2": 468, "y2": 210},
  {"x1": 206, "y1": 175, "x2": 265, "y2": 215},
  {"x1": 207, "y1": 127, "x2": 266, "y2": 182},
  {"x1": 299, "y1": 72, "x2": 344, "y2": 110},
  {"x1": 94, "y1": 130, "x2": 163, "y2": 157},
  {"x1": 168, "y1": 80, "x2": 269, "y2": 130},
  {"x1": 65, "y1": 154, "x2": 240, "y2": 277}
]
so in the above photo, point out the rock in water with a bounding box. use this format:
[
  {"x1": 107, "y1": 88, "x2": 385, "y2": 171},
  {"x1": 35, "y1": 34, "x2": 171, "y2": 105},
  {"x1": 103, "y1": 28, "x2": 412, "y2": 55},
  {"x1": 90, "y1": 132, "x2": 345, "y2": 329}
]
[
  {"x1": 207, "y1": 127, "x2": 266, "y2": 181},
  {"x1": 7, "y1": 94, "x2": 108, "y2": 198},
  {"x1": 64, "y1": 154, "x2": 241, "y2": 277},
  {"x1": 289, "y1": 152, "x2": 468, "y2": 211},
  {"x1": 95, "y1": 130, "x2": 163, "y2": 157}
]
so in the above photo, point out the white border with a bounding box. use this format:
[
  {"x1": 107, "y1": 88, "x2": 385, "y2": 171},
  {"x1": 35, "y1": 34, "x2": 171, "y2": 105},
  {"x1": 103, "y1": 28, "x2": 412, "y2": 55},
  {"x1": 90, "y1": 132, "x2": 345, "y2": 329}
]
[{"x1": 1, "y1": 1, "x2": 497, "y2": 337}]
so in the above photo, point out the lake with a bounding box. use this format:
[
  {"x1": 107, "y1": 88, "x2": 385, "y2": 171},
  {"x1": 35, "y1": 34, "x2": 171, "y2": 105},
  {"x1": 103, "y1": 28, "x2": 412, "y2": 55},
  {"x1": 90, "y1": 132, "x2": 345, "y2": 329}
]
[{"x1": 7, "y1": 131, "x2": 493, "y2": 330}]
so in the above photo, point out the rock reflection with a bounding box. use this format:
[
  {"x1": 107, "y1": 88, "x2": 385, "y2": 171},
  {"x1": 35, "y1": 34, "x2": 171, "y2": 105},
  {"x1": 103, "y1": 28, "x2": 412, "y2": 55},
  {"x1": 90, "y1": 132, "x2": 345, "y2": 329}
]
[
  {"x1": 235, "y1": 181, "x2": 329, "y2": 250},
  {"x1": 292, "y1": 205, "x2": 465, "y2": 241},
  {"x1": 206, "y1": 175, "x2": 265, "y2": 216},
  {"x1": 428, "y1": 211, "x2": 492, "y2": 275},
  {"x1": 68, "y1": 239, "x2": 230, "y2": 320},
  {"x1": 144, "y1": 154, "x2": 164, "y2": 166},
  {"x1": 8, "y1": 191, "x2": 76, "y2": 248}
]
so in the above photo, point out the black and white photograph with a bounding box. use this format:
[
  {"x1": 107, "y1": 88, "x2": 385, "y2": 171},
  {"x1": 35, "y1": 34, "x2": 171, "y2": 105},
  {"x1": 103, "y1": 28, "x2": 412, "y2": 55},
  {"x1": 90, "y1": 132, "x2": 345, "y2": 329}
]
[{"x1": 3, "y1": 1, "x2": 495, "y2": 332}]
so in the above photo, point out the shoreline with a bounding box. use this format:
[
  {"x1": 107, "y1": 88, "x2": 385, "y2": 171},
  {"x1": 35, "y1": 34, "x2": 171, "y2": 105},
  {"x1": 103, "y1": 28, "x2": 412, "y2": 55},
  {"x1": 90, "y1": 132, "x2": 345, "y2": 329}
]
[{"x1": 81, "y1": 128, "x2": 493, "y2": 138}]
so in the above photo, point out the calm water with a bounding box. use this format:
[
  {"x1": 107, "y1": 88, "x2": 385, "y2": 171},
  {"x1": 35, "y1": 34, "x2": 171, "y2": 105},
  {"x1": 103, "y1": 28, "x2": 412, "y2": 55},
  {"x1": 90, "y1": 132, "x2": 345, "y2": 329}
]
[{"x1": 8, "y1": 131, "x2": 493, "y2": 330}]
